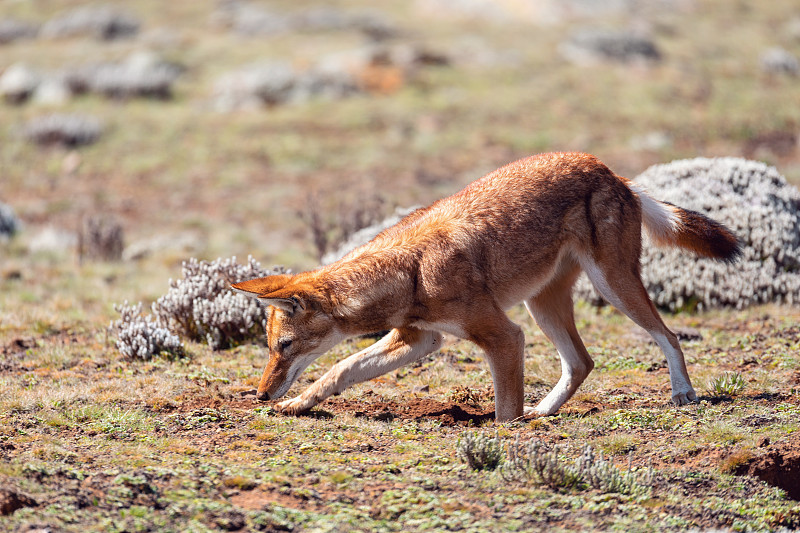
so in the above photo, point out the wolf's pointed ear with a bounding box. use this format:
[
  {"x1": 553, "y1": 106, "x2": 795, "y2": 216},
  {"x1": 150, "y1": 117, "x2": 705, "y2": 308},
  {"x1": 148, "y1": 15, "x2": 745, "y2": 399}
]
[
  {"x1": 231, "y1": 274, "x2": 293, "y2": 298},
  {"x1": 258, "y1": 288, "x2": 311, "y2": 316},
  {"x1": 258, "y1": 296, "x2": 304, "y2": 315}
]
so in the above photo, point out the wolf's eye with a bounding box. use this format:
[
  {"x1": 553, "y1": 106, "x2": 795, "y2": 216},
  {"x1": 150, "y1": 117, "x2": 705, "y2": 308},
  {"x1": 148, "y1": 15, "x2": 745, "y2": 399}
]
[{"x1": 279, "y1": 339, "x2": 293, "y2": 352}]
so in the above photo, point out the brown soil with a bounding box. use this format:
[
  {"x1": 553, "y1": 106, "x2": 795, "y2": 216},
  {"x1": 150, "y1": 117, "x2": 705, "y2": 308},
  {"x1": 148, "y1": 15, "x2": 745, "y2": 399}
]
[
  {"x1": 162, "y1": 389, "x2": 496, "y2": 427},
  {"x1": 0, "y1": 489, "x2": 36, "y2": 516},
  {"x1": 736, "y1": 434, "x2": 800, "y2": 500},
  {"x1": 314, "y1": 397, "x2": 495, "y2": 425}
]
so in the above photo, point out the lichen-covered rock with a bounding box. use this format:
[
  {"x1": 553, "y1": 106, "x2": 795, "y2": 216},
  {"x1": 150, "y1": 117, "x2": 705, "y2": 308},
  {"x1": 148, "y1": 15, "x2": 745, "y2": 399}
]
[
  {"x1": 0, "y1": 18, "x2": 38, "y2": 44},
  {"x1": 0, "y1": 201, "x2": 20, "y2": 240},
  {"x1": 0, "y1": 63, "x2": 40, "y2": 104},
  {"x1": 31, "y1": 76, "x2": 71, "y2": 106},
  {"x1": 213, "y1": 2, "x2": 395, "y2": 39},
  {"x1": 575, "y1": 158, "x2": 800, "y2": 310},
  {"x1": 212, "y1": 61, "x2": 299, "y2": 111},
  {"x1": 759, "y1": 47, "x2": 799, "y2": 76},
  {"x1": 65, "y1": 52, "x2": 183, "y2": 100},
  {"x1": 22, "y1": 113, "x2": 103, "y2": 147},
  {"x1": 212, "y1": 58, "x2": 360, "y2": 111},
  {"x1": 321, "y1": 206, "x2": 420, "y2": 265},
  {"x1": 41, "y1": 5, "x2": 139, "y2": 40},
  {"x1": 88, "y1": 52, "x2": 182, "y2": 99},
  {"x1": 560, "y1": 29, "x2": 661, "y2": 65},
  {"x1": 212, "y1": 45, "x2": 444, "y2": 111}
]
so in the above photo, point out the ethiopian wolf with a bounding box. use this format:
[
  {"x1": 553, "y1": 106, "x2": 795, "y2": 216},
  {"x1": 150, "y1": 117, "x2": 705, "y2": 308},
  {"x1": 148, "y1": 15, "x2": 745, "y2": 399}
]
[{"x1": 232, "y1": 152, "x2": 740, "y2": 421}]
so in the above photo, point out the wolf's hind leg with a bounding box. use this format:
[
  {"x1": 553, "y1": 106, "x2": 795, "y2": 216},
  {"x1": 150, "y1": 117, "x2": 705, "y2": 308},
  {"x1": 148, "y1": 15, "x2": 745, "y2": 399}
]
[
  {"x1": 525, "y1": 261, "x2": 594, "y2": 415},
  {"x1": 580, "y1": 256, "x2": 696, "y2": 406}
]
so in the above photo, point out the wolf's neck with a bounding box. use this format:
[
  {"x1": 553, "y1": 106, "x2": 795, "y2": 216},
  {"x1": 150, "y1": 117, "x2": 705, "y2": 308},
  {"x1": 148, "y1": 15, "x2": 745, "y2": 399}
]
[{"x1": 319, "y1": 252, "x2": 415, "y2": 335}]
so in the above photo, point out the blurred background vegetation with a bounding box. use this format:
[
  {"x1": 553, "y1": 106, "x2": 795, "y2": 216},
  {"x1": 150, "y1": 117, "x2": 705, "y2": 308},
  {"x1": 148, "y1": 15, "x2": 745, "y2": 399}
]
[
  {"x1": 2, "y1": 5, "x2": 800, "y2": 530},
  {"x1": 1, "y1": 0, "x2": 799, "y2": 277}
]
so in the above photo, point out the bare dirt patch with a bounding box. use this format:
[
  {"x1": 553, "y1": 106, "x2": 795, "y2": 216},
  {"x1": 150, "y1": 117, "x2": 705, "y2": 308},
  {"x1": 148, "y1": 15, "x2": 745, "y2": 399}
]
[
  {"x1": 736, "y1": 434, "x2": 800, "y2": 500},
  {"x1": 319, "y1": 396, "x2": 494, "y2": 425},
  {"x1": 229, "y1": 487, "x2": 317, "y2": 512},
  {"x1": 0, "y1": 489, "x2": 36, "y2": 516}
]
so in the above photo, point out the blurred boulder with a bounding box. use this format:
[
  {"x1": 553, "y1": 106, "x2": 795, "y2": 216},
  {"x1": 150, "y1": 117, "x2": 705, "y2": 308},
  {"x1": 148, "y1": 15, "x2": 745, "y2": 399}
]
[
  {"x1": 68, "y1": 51, "x2": 183, "y2": 99},
  {"x1": 297, "y1": 8, "x2": 396, "y2": 40},
  {"x1": 211, "y1": 1, "x2": 292, "y2": 36},
  {"x1": 41, "y1": 5, "x2": 139, "y2": 40},
  {"x1": 628, "y1": 131, "x2": 672, "y2": 152},
  {"x1": 560, "y1": 29, "x2": 661, "y2": 65},
  {"x1": 415, "y1": 0, "x2": 692, "y2": 25},
  {"x1": 28, "y1": 226, "x2": 77, "y2": 254},
  {"x1": 322, "y1": 206, "x2": 420, "y2": 265},
  {"x1": 413, "y1": 0, "x2": 511, "y2": 23},
  {"x1": 0, "y1": 18, "x2": 38, "y2": 44},
  {"x1": 0, "y1": 201, "x2": 20, "y2": 241},
  {"x1": 23, "y1": 113, "x2": 103, "y2": 147},
  {"x1": 122, "y1": 232, "x2": 205, "y2": 261},
  {"x1": 759, "y1": 47, "x2": 799, "y2": 76},
  {"x1": 0, "y1": 63, "x2": 39, "y2": 104},
  {"x1": 213, "y1": 1, "x2": 396, "y2": 40},
  {"x1": 32, "y1": 76, "x2": 71, "y2": 106},
  {"x1": 213, "y1": 45, "x2": 446, "y2": 110},
  {"x1": 212, "y1": 61, "x2": 297, "y2": 111}
]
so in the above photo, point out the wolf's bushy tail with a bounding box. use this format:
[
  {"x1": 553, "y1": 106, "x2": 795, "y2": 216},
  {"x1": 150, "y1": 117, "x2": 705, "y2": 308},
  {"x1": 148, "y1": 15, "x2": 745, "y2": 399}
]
[{"x1": 629, "y1": 183, "x2": 741, "y2": 262}]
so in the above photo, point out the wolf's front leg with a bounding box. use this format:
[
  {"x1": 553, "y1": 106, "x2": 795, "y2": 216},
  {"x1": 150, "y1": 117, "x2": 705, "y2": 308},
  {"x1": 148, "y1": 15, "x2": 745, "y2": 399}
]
[
  {"x1": 275, "y1": 328, "x2": 442, "y2": 415},
  {"x1": 467, "y1": 312, "x2": 526, "y2": 422}
]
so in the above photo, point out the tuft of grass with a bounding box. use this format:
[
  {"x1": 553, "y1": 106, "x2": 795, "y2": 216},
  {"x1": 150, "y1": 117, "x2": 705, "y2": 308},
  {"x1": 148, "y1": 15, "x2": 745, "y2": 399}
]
[
  {"x1": 708, "y1": 372, "x2": 747, "y2": 396},
  {"x1": 221, "y1": 475, "x2": 258, "y2": 490},
  {"x1": 719, "y1": 449, "x2": 755, "y2": 475},
  {"x1": 456, "y1": 430, "x2": 503, "y2": 471},
  {"x1": 596, "y1": 434, "x2": 640, "y2": 456},
  {"x1": 499, "y1": 438, "x2": 652, "y2": 495},
  {"x1": 500, "y1": 438, "x2": 583, "y2": 490}
]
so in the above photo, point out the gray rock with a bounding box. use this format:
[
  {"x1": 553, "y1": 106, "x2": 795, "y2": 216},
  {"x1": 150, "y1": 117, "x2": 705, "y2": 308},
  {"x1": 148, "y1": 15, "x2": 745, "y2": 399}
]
[
  {"x1": 0, "y1": 18, "x2": 38, "y2": 44},
  {"x1": 22, "y1": 113, "x2": 103, "y2": 147},
  {"x1": 28, "y1": 226, "x2": 77, "y2": 254},
  {"x1": 32, "y1": 76, "x2": 71, "y2": 106},
  {"x1": 0, "y1": 201, "x2": 20, "y2": 240},
  {"x1": 212, "y1": 45, "x2": 445, "y2": 111},
  {"x1": 213, "y1": 2, "x2": 396, "y2": 39},
  {"x1": 0, "y1": 63, "x2": 40, "y2": 104},
  {"x1": 759, "y1": 47, "x2": 799, "y2": 76},
  {"x1": 322, "y1": 206, "x2": 420, "y2": 265},
  {"x1": 560, "y1": 28, "x2": 661, "y2": 65},
  {"x1": 41, "y1": 5, "x2": 139, "y2": 40},
  {"x1": 122, "y1": 232, "x2": 204, "y2": 261},
  {"x1": 83, "y1": 51, "x2": 183, "y2": 99}
]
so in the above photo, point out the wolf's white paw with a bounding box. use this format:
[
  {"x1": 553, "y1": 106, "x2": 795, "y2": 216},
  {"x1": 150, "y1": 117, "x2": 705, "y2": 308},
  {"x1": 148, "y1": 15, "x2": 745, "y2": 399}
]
[{"x1": 276, "y1": 396, "x2": 312, "y2": 415}]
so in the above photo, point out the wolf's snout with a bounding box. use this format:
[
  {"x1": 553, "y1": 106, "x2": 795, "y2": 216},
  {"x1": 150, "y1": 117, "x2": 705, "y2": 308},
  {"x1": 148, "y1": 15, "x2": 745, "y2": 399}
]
[{"x1": 256, "y1": 390, "x2": 270, "y2": 401}]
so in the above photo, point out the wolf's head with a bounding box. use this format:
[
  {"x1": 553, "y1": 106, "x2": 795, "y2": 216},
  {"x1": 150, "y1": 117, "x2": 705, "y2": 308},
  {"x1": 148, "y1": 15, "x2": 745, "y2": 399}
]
[{"x1": 231, "y1": 275, "x2": 345, "y2": 401}]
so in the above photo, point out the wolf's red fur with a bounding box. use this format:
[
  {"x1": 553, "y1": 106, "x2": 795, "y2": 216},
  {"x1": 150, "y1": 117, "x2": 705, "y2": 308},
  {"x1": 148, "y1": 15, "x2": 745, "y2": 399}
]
[{"x1": 232, "y1": 152, "x2": 740, "y2": 421}]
